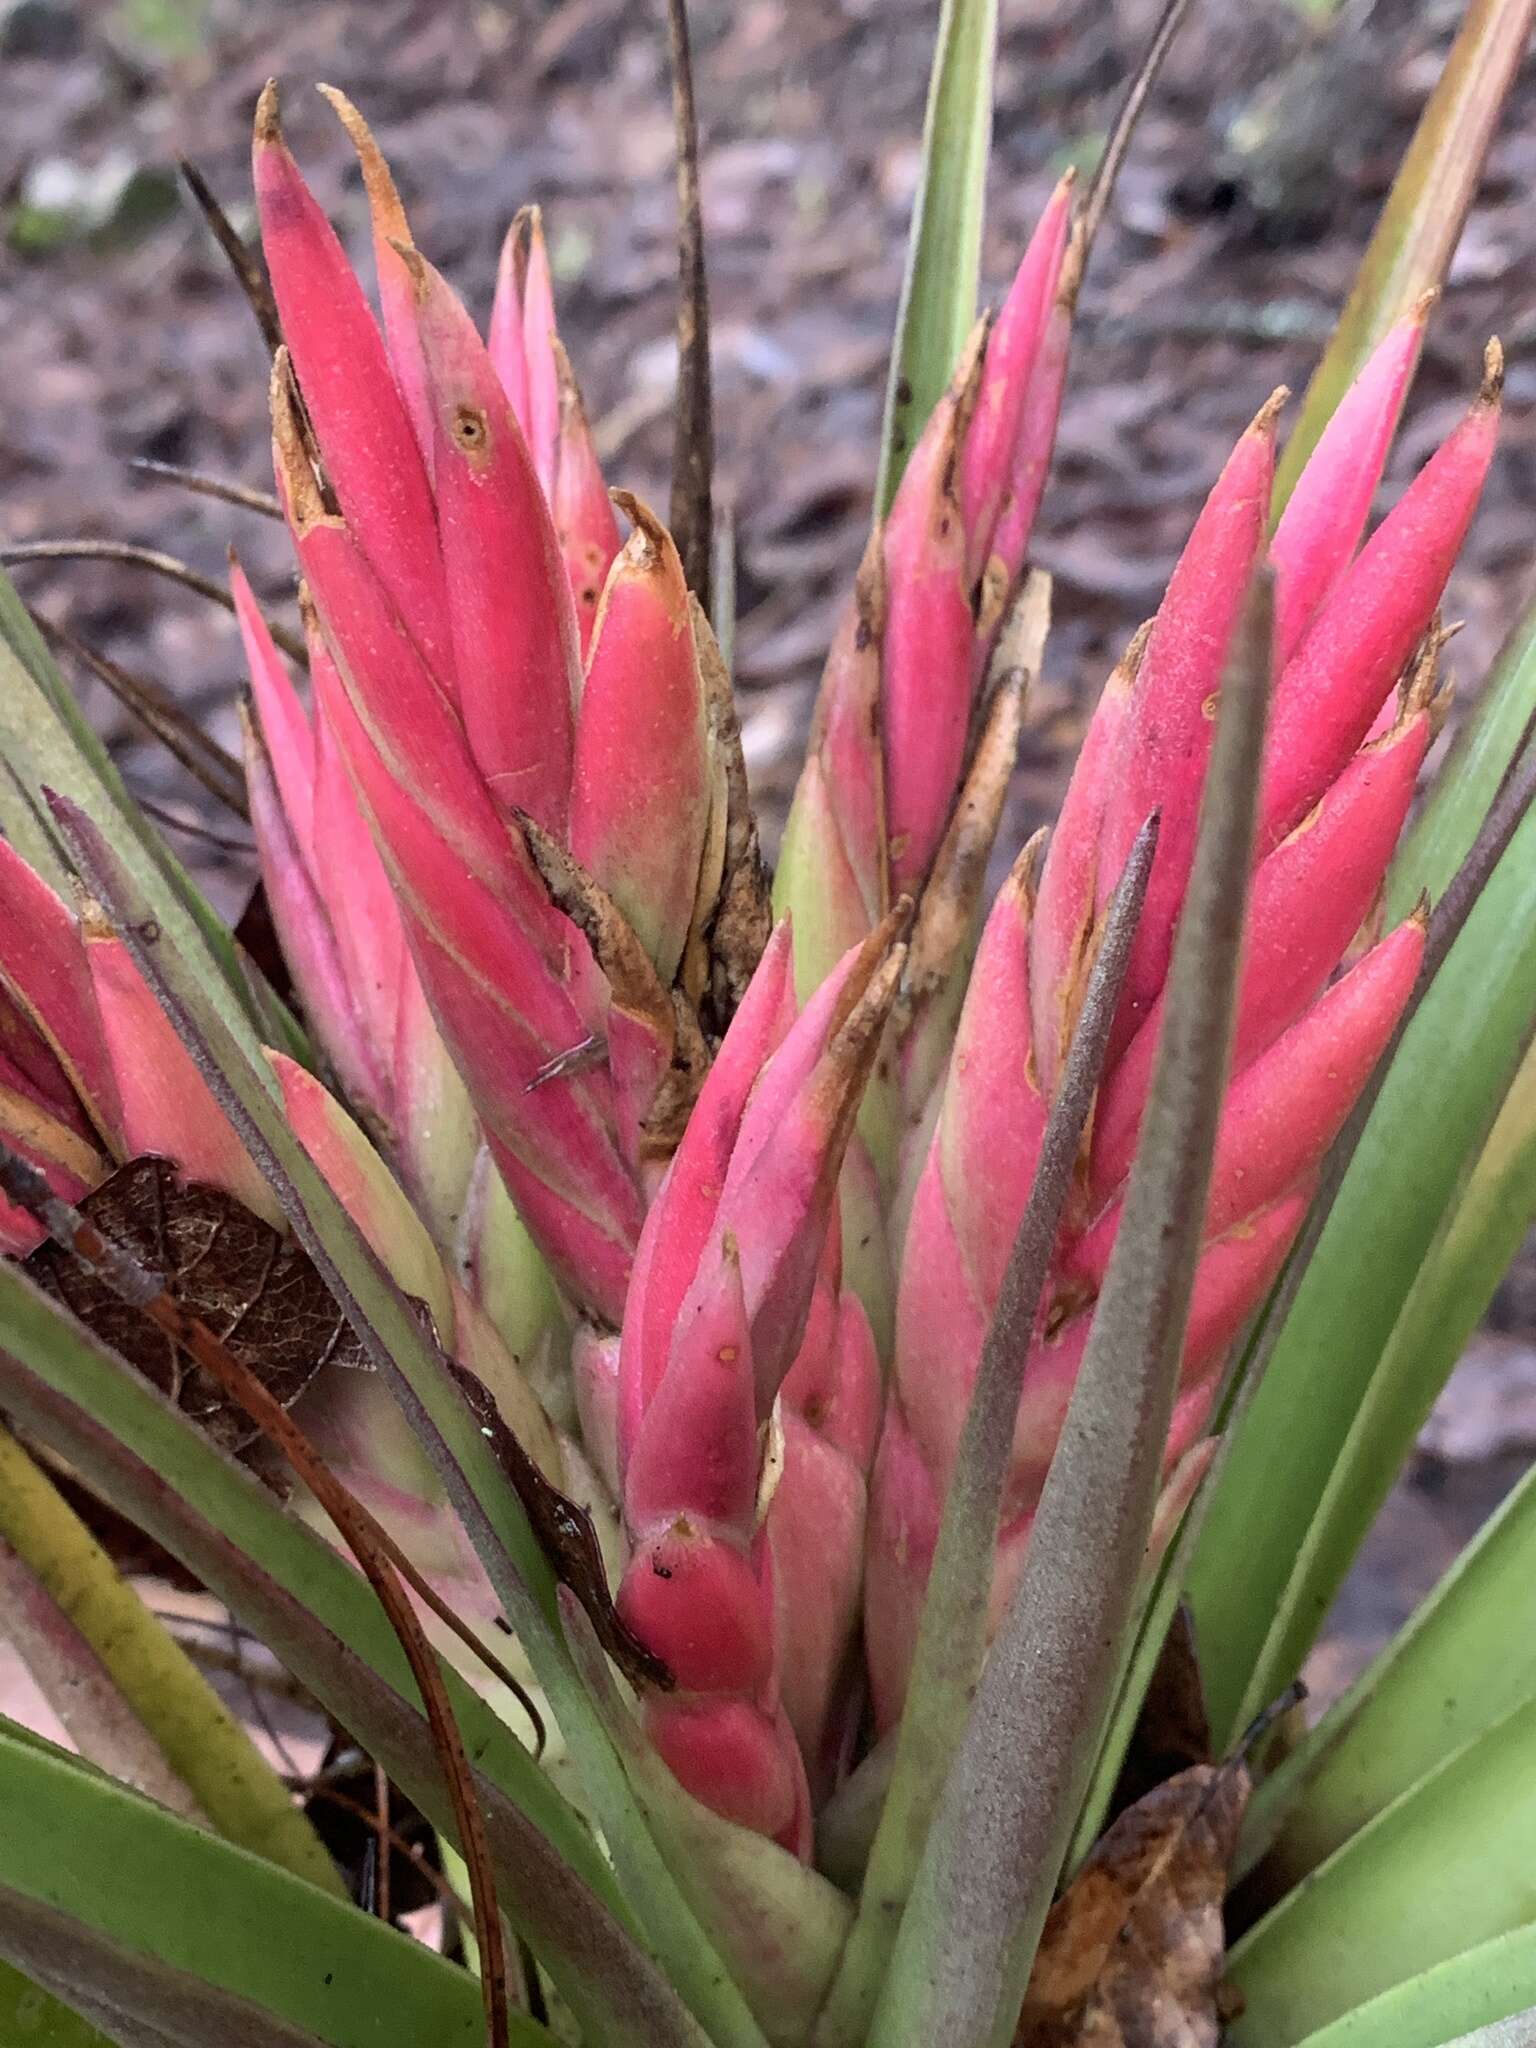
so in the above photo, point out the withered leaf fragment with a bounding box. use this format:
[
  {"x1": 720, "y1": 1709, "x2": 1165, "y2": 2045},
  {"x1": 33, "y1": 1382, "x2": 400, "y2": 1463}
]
[
  {"x1": 1110, "y1": 1603, "x2": 1213, "y2": 1821},
  {"x1": 25, "y1": 1157, "x2": 365, "y2": 1459},
  {"x1": 444, "y1": 1356, "x2": 673, "y2": 1692},
  {"x1": 1016, "y1": 1750, "x2": 1251, "y2": 2048}
]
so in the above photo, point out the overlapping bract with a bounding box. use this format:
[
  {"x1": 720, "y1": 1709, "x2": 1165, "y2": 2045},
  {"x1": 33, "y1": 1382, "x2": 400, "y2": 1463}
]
[
  {"x1": 866, "y1": 310, "x2": 1499, "y2": 1728},
  {"x1": 776, "y1": 177, "x2": 1075, "y2": 1081},
  {"x1": 0, "y1": 837, "x2": 280, "y2": 1247},
  {"x1": 0, "y1": 82, "x2": 1500, "y2": 1868},
  {"x1": 253, "y1": 84, "x2": 765, "y2": 1329},
  {"x1": 244, "y1": 98, "x2": 1501, "y2": 1833},
  {"x1": 613, "y1": 920, "x2": 899, "y2": 1849}
]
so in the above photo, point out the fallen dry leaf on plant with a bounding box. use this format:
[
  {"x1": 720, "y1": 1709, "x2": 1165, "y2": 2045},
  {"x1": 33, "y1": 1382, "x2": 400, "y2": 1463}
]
[
  {"x1": 25, "y1": 1156, "x2": 366, "y2": 1459},
  {"x1": 1015, "y1": 1750, "x2": 1251, "y2": 2048}
]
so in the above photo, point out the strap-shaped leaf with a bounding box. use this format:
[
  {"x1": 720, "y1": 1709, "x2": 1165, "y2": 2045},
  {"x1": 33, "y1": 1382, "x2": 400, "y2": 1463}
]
[
  {"x1": 1241, "y1": 1450, "x2": 1536, "y2": 1886},
  {"x1": 1228, "y1": 1694, "x2": 1536, "y2": 2047},
  {"x1": 876, "y1": 0, "x2": 996, "y2": 510},
  {"x1": 1285, "y1": 1934, "x2": 1536, "y2": 2048},
  {"x1": 1189, "y1": 772, "x2": 1536, "y2": 1744},
  {"x1": 0, "y1": 1721, "x2": 553, "y2": 2048},
  {"x1": 1272, "y1": 0, "x2": 1535, "y2": 511},
  {"x1": 868, "y1": 578, "x2": 1273, "y2": 2048},
  {"x1": 0, "y1": 1261, "x2": 717, "y2": 2048}
]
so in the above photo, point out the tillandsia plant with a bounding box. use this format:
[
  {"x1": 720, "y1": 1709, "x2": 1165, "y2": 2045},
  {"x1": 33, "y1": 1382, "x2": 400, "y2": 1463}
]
[{"x1": 4, "y1": 1, "x2": 1536, "y2": 2046}]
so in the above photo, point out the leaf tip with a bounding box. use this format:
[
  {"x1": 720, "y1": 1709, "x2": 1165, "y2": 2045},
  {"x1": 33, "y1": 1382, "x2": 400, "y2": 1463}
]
[{"x1": 253, "y1": 77, "x2": 282, "y2": 147}]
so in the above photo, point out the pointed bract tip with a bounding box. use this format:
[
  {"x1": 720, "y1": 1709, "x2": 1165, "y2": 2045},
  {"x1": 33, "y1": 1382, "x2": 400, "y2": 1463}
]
[
  {"x1": 956, "y1": 310, "x2": 992, "y2": 403},
  {"x1": 1004, "y1": 824, "x2": 1048, "y2": 905},
  {"x1": 1251, "y1": 385, "x2": 1290, "y2": 437},
  {"x1": 254, "y1": 78, "x2": 282, "y2": 145},
  {"x1": 1410, "y1": 286, "x2": 1440, "y2": 325},
  {"x1": 1411, "y1": 891, "x2": 1431, "y2": 930},
  {"x1": 1129, "y1": 806, "x2": 1161, "y2": 860},
  {"x1": 384, "y1": 235, "x2": 429, "y2": 298},
  {"x1": 609, "y1": 490, "x2": 671, "y2": 563},
  {"x1": 827, "y1": 940, "x2": 907, "y2": 1075},
  {"x1": 1057, "y1": 211, "x2": 1089, "y2": 311},
  {"x1": 551, "y1": 333, "x2": 586, "y2": 408},
  {"x1": 1109, "y1": 618, "x2": 1156, "y2": 701},
  {"x1": 1481, "y1": 337, "x2": 1505, "y2": 406},
  {"x1": 319, "y1": 84, "x2": 412, "y2": 243}
]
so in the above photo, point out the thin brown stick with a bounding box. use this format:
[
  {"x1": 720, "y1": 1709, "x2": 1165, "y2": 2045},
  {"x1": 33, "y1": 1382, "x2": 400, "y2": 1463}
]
[
  {"x1": 665, "y1": 0, "x2": 714, "y2": 603},
  {"x1": 32, "y1": 611, "x2": 251, "y2": 821},
  {"x1": 0, "y1": 1143, "x2": 514, "y2": 2048},
  {"x1": 3, "y1": 542, "x2": 308, "y2": 667},
  {"x1": 132, "y1": 799, "x2": 255, "y2": 857},
  {"x1": 373, "y1": 1759, "x2": 392, "y2": 1924},
  {"x1": 129, "y1": 458, "x2": 283, "y2": 521},
  {"x1": 179, "y1": 157, "x2": 284, "y2": 356}
]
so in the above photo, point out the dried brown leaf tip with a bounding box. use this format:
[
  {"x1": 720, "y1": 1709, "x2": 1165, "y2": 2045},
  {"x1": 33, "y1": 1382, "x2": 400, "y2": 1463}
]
[
  {"x1": 25, "y1": 1157, "x2": 364, "y2": 1461},
  {"x1": 1016, "y1": 1749, "x2": 1249, "y2": 2048}
]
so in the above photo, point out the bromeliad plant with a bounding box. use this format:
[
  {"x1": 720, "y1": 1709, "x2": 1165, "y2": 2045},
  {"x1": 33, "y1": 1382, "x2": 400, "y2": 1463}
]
[{"x1": 3, "y1": 1, "x2": 1536, "y2": 2045}]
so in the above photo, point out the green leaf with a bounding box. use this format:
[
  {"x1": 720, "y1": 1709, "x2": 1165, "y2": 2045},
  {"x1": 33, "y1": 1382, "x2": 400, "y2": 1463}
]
[
  {"x1": 1228, "y1": 1694, "x2": 1536, "y2": 2046},
  {"x1": 0, "y1": 1721, "x2": 553, "y2": 2047},
  {"x1": 1438, "y1": 2010, "x2": 1536, "y2": 2048},
  {"x1": 1253, "y1": 1033, "x2": 1536, "y2": 1771},
  {"x1": 53, "y1": 805, "x2": 764, "y2": 2048},
  {"x1": 0, "y1": 1262, "x2": 721, "y2": 2048},
  {"x1": 1272, "y1": 0, "x2": 1535, "y2": 513},
  {"x1": 1188, "y1": 786, "x2": 1536, "y2": 1746},
  {"x1": 869, "y1": 577, "x2": 1273, "y2": 2048},
  {"x1": 0, "y1": 1419, "x2": 343, "y2": 1896},
  {"x1": 0, "y1": 1956, "x2": 113, "y2": 2047},
  {"x1": 810, "y1": 814, "x2": 1156, "y2": 2048},
  {"x1": 1286, "y1": 1933, "x2": 1536, "y2": 2048},
  {"x1": 875, "y1": 0, "x2": 996, "y2": 511},
  {"x1": 1240, "y1": 1451, "x2": 1536, "y2": 1887}
]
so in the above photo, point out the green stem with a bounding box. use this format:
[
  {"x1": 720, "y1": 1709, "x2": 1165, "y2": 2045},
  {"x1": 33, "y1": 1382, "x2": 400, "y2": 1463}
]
[{"x1": 0, "y1": 1422, "x2": 344, "y2": 1898}]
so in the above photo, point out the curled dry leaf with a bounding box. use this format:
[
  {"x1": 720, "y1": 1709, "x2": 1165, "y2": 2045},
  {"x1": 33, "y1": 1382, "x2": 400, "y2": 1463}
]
[
  {"x1": 24, "y1": 1156, "x2": 365, "y2": 1460},
  {"x1": 1016, "y1": 1749, "x2": 1251, "y2": 2048}
]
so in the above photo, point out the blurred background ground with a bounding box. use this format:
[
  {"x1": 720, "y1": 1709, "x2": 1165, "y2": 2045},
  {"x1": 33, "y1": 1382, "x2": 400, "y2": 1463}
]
[{"x1": 2, "y1": 0, "x2": 1536, "y2": 1705}]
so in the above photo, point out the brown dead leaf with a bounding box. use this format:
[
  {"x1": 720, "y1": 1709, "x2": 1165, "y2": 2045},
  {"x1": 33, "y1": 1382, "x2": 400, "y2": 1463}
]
[
  {"x1": 24, "y1": 1156, "x2": 365, "y2": 1460},
  {"x1": 444, "y1": 1356, "x2": 673, "y2": 1692},
  {"x1": 1016, "y1": 1752, "x2": 1251, "y2": 2048},
  {"x1": 1110, "y1": 1604, "x2": 1213, "y2": 1820}
]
